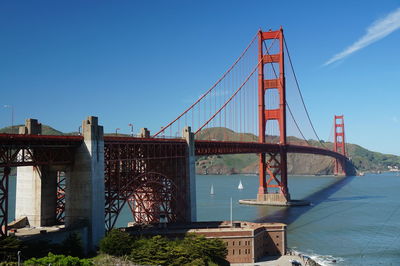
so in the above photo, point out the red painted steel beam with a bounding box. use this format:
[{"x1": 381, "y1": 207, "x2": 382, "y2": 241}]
[
  {"x1": 257, "y1": 28, "x2": 288, "y2": 198},
  {"x1": 0, "y1": 167, "x2": 11, "y2": 237},
  {"x1": 195, "y1": 140, "x2": 348, "y2": 161},
  {"x1": 333, "y1": 115, "x2": 347, "y2": 175},
  {"x1": 103, "y1": 138, "x2": 188, "y2": 230},
  {"x1": 0, "y1": 133, "x2": 83, "y2": 142}
]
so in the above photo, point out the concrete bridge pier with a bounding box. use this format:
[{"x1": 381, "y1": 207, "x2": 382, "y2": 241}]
[
  {"x1": 65, "y1": 116, "x2": 105, "y2": 251},
  {"x1": 16, "y1": 119, "x2": 59, "y2": 227},
  {"x1": 15, "y1": 117, "x2": 105, "y2": 251},
  {"x1": 183, "y1": 126, "x2": 196, "y2": 222},
  {"x1": 16, "y1": 166, "x2": 58, "y2": 226}
]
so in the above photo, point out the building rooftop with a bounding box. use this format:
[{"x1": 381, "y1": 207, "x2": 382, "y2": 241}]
[{"x1": 123, "y1": 220, "x2": 286, "y2": 235}]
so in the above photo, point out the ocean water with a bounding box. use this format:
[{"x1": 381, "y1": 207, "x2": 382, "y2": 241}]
[
  {"x1": 7, "y1": 172, "x2": 400, "y2": 265},
  {"x1": 194, "y1": 173, "x2": 400, "y2": 266}
]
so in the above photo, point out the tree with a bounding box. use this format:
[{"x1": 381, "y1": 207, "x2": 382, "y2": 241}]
[
  {"x1": 129, "y1": 234, "x2": 228, "y2": 266},
  {"x1": 0, "y1": 236, "x2": 23, "y2": 262},
  {"x1": 99, "y1": 229, "x2": 133, "y2": 256},
  {"x1": 60, "y1": 233, "x2": 84, "y2": 258},
  {"x1": 130, "y1": 235, "x2": 172, "y2": 265},
  {"x1": 181, "y1": 234, "x2": 228, "y2": 265},
  {"x1": 24, "y1": 252, "x2": 92, "y2": 266}
]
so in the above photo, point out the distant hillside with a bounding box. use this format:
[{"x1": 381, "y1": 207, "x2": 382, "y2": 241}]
[
  {"x1": 195, "y1": 127, "x2": 400, "y2": 175},
  {"x1": 0, "y1": 125, "x2": 64, "y2": 135},
  {"x1": 0, "y1": 124, "x2": 131, "y2": 137}
]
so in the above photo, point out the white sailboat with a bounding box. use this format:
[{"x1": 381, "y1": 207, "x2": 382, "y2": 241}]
[
  {"x1": 210, "y1": 184, "x2": 215, "y2": 195},
  {"x1": 238, "y1": 180, "x2": 244, "y2": 190}
]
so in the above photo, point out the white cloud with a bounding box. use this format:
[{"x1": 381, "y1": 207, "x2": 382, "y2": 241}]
[
  {"x1": 324, "y1": 7, "x2": 400, "y2": 66},
  {"x1": 392, "y1": 116, "x2": 399, "y2": 123}
]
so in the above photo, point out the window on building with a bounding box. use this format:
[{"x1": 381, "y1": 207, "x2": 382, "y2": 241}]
[
  {"x1": 233, "y1": 249, "x2": 235, "y2": 255},
  {"x1": 233, "y1": 241, "x2": 235, "y2": 246}
]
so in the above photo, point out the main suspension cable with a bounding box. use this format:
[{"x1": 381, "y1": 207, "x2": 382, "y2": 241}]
[
  {"x1": 195, "y1": 59, "x2": 261, "y2": 134},
  {"x1": 284, "y1": 37, "x2": 327, "y2": 148},
  {"x1": 153, "y1": 32, "x2": 259, "y2": 137}
]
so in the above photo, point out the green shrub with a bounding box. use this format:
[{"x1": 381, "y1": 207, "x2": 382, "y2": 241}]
[
  {"x1": 130, "y1": 235, "x2": 172, "y2": 265},
  {"x1": 0, "y1": 236, "x2": 23, "y2": 262},
  {"x1": 23, "y1": 240, "x2": 55, "y2": 259},
  {"x1": 99, "y1": 229, "x2": 133, "y2": 256},
  {"x1": 22, "y1": 233, "x2": 84, "y2": 260},
  {"x1": 60, "y1": 233, "x2": 84, "y2": 258},
  {"x1": 0, "y1": 262, "x2": 18, "y2": 266},
  {"x1": 24, "y1": 252, "x2": 92, "y2": 266},
  {"x1": 99, "y1": 230, "x2": 228, "y2": 265},
  {"x1": 129, "y1": 234, "x2": 228, "y2": 266},
  {"x1": 181, "y1": 234, "x2": 228, "y2": 265}
]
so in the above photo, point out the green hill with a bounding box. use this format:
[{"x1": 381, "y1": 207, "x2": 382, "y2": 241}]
[
  {"x1": 0, "y1": 125, "x2": 64, "y2": 135},
  {"x1": 195, "y1": 127, "x2": 400, "y2": 175}
]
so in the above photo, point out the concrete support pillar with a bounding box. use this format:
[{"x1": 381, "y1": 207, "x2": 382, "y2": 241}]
[
  {"x1": 139, "y1": 128, "x2": 150, "y2": 138},
  {"x1": 16, "y1": 119, "x2": 57, "y2": 226},
  {"x1": 15, "y1": 166, "x2": 57, "y2": 226},
  {"x1": 65, "y1": 116, "x2": 105, "y2": 251},
  {"x1": 183, "y1": 126, "x2": 196, "y2": 222},
  {"x1": 18, "y1": 118, "x2": 42, "y2": 135}
]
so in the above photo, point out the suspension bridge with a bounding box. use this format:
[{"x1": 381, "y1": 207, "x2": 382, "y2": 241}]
[{"x1": 0, "y1": 28, "x2": 355, "y2": 249}]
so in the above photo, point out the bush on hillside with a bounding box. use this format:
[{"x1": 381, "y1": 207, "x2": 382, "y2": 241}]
[
  {"x1": 182, "y1": 234, "x2": 228, "y2": 265},
  {"x1": 99, "y1": 229, "x2": 133, "y2": 256},
  {"x1": 60, "y1": 233, "x2": 84, "y2": 258},
  {"x1": 24, "y1": 252, "x2": 92, "y2": 266},
  {"x1": 22, "y1": 233, "x2": 84, "y2": 260},
  {"x1": 129, "y1": 234, "x2": 228, "y2": 266},
  {"x1": 0, "y1": 236, "x2": 24, "y2": 262}
]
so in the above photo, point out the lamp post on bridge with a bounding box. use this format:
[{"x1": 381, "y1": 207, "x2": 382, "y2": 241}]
[
  {"x1": 3, "y1": 105, "x2": 14, "y2": 134},
  {"x1": 128, "y1": 123, "x2": 134, "y2": 137},
  {"x1": 115, "y1": 128, "x2": 120, "y2": 136}
]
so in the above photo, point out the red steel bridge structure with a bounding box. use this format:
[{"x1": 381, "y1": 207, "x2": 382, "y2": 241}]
[{"x1": 0, "y1": 28, "x2": 355, "y2": 238}]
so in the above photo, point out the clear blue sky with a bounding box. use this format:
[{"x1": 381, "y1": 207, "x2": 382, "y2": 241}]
[{"x1": 1, "y1": 1, "x2": 400, "y2": 155}]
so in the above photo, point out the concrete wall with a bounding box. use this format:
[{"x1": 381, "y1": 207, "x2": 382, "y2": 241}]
[
  {"x1": 65, "y1": 116, "x2": 105, "y2": 251},
  {"x1": 257, "y1": 193, "x2": 288, "y2": 203}
]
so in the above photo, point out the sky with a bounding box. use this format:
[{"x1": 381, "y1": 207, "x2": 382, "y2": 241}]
[{"x1": 1, "y1": 0, "x2": 400, "y2": 155}]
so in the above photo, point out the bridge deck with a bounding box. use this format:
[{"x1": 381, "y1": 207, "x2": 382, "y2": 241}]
[{"x1": 0, "y1": 134, "x2": 348, "y2": 163}]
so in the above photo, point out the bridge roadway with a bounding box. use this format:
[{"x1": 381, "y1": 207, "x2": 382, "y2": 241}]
[{"x1": 0, "y1": 133, "x2": 347, "y2": 167}]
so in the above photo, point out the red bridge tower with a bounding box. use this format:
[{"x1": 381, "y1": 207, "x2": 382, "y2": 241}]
[
  {"x1": 334, "y1": 115, "x2": 346, "y2": 175},
  {"x1": 257, "y1": 28, "x2": 290, "y2": 203}
]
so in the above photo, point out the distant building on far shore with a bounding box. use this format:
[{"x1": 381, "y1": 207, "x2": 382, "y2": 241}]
[
  {"x1": 388, "y1": 165, "x2": 400, "y2": 172},
  {"x1": 124, "y1": 221, "x2": 287, "y2": 264}
]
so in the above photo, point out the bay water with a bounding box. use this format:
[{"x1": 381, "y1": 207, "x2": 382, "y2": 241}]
[{"x1": 7, "y1": 172, "x2": 400, "y2": 265}]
